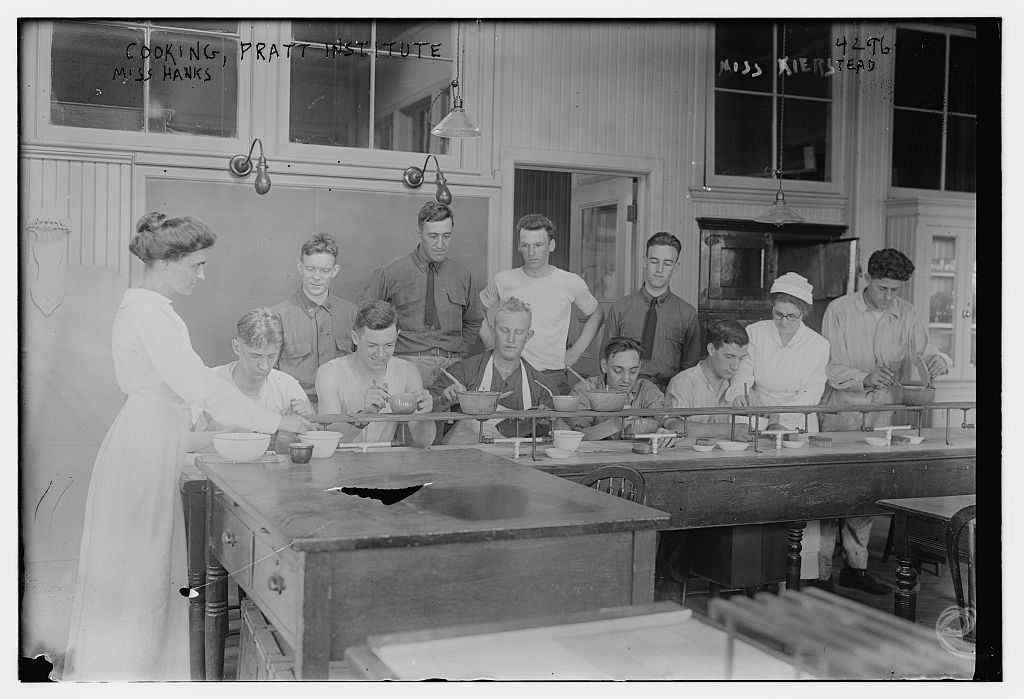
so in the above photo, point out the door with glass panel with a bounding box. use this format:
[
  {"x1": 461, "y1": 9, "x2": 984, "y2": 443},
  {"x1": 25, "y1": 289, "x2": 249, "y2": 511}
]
[{"x1": 926, "y1": 230, "x2": 976, "y2": 382}]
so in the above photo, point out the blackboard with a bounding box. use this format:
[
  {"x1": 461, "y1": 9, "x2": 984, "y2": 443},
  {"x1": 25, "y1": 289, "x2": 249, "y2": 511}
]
[{"x1": 147, "y1": 179, "x2": 490, "y2": 366}]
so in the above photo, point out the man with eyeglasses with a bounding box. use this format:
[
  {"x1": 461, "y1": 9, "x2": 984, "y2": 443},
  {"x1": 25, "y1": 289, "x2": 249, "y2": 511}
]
[
  {"x1": 603, "y1": 232, "x2": 701, "y2": 391},
  {"x1": 272, "y1": 233, "x2": 357, "y2": 406},
  {"x1": 479, "y1": 214, "x2": 603, "y2": 394},
  {"x1": 816, "y1": 248, "x2": 951, "y2": 595}
]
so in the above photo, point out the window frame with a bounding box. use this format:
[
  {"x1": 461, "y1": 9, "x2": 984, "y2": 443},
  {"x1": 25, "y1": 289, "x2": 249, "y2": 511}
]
[
  {"x1": 29, "y1": 20, "x2": 252, "y2": 155},
  {"x1": 704, "y1": 20, "x2": 847, "y2": 196},
  {"x1": 274, "y1": 19, "x2": 464, "y2": 170},
  {"x1": 888, "y1": 21, "x2": 977, "y2": 198}
]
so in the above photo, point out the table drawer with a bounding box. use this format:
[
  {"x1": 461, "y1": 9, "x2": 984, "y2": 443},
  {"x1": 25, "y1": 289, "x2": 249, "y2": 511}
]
[
  {"x1": 250, "y1": 536, "x2": 302, "y2": 647},
  {"x1": 209, "y1": 497, "x2": 253, "y2": 588}
]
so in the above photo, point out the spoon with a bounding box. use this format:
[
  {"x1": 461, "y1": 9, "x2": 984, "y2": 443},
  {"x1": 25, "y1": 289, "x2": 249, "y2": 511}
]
[
  {"x1": 533, "y1": 380, "x2": 555, "y2": 398},
  {"x1": 440, "y1": 367, "x2": 467, "y2": 392},
  {"x1": 567, "y1": 366, "x2": 587, "y2": 384}
]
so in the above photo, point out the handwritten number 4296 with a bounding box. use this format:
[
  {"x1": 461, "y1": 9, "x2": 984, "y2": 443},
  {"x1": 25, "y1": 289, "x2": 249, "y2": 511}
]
[{"x1": 836, "y1": 35, "x2": 890, "y2": 57}]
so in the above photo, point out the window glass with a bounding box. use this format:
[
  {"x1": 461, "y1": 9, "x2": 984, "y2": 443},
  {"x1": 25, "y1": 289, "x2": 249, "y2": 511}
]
[
  {"x1": 290, "y1": 51, "x2": 371, "y2": 147},
  {"x1": 894, "y1": 29, "x2": 945, "y2": 110},
  {"x1": 149, "y1": 30, "x2": 238, "y2": 136},
  {"x1": 891, "y1": 28, "x2": 977, "y2": 192},
  {"x1": 891, "y1": 110, "x2": 942, "y2": 189},
  {"x1": 945, "y1": 115, "x2": 977, "y2": 192},
  {"x1": 948, "y1": 35, "x2": 977, "y2": 115},
  {"x1": 713, "y1": 21, "x2": 831, "y2": 182},
  {"x1": 780, "y1": 96, "x2": 830, "y2": 181},
  {"x1": 155, "y1": 20, "x2": 237, "y2": 33},
  {"x1": 49, "y1": 20, "x2": 238, "y2": 136},
  {"x1": 715, "y1": 92, "x2": 772, "y2": 177},
  {"x1": 51, "y1": 22, "x2": 145, "y2": 131},
  {"x1": 288, "y1": 20, "x2": 454, "y2": 154}
]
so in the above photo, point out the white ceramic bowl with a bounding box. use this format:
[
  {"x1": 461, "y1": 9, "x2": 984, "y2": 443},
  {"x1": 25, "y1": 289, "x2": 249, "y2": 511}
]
[
  {"x1": 552, "y1": 395, "x2": 580, "y2": 412},
  {"x1": 865, "y1": 437, "x2": 889, "y2": 447},
  {"x1": 782, "y1": 440, "x2": 807, "y2": 449},
  {"x1": 716, "y1": 441, "x2": 749, "y2": 451},
  {"x1": 299, "y1": 431, "x2": 343, "y2": 458},
  {"x1": 693, "y1": 444, "x2": 715, "y2": 452},
  {"x1": 903, "y1": 435, "x2": 925, "y2": 445},
  {"x1": 212, "y1": 432, "x2": 271, "y2": 462},
  {"x1": 552, "y1": 430, "x2": 584, "y2": 452},
  {"x1": 545, "y1": 447, "x2": 575, "y2": 459}
]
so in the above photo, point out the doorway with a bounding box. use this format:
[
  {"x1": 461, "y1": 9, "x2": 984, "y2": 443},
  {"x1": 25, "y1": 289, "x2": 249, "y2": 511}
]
[{"x1": 513, "y1": 168, "x2": 640, "y2": 377}]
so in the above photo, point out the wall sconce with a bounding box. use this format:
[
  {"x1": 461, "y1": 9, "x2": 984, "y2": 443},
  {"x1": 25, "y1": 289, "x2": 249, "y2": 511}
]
[
  {"x1": 228, "y1": 138, "x2": 271, "y2": 195},
  {"x1": 402, "y1": 154, "x2": 453, "y2": 205}
]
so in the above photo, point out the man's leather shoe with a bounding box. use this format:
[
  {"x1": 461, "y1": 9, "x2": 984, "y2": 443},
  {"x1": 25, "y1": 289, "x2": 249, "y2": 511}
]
[
  {"x1": 803, "y1": 578, "x2": 835, "y2": 594},
  {"x1": 838, "y1": 568, "x2": 889, "y2": 595}
]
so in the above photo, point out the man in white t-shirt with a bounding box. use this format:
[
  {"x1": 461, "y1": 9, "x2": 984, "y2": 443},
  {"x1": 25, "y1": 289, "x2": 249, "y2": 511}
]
[
  {"x1": 188, "y1": 308, "x2": 312, "y2": 452},
  {"x1": 479, "y1": 213, "x2": 603, "y2": 393}
]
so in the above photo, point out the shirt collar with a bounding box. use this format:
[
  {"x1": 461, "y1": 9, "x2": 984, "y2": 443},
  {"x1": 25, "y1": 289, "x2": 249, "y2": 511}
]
[
  {"x1": 293, "y1": 287, "x2": 333, "y2": 313},
  {"x1": 639, "y1": 286, "x2": 673, "y2": 305},
  {"x1": 412, "y1": 245, "x2": 440, "y2": 271},
  {"x1": 854, "y1": 289, "x2": 902, "y2": 319}
]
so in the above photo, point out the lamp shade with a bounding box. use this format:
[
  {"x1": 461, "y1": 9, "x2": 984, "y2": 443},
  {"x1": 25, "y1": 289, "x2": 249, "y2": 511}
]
[
  {"x1": 431, "y1": 98, "x2": 481, "y2": 138},
  {"x1": 754, "y1": 192, "x2": 805, "y2": 227}
]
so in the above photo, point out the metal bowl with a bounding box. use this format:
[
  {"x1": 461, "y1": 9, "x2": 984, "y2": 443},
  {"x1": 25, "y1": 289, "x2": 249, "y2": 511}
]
[
  {"x1": 586, "y1": 389, "x2": 629, "y2": 412},
  {"x1": 898, "y1": 385, "x2": 936, "y2": 405},
  {"x1": 457, "y1": 390, "x2": 501, "y2": 415}
]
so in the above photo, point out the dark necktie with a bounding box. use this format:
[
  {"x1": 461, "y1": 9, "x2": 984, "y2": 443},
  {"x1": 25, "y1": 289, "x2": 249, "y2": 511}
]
[
  {"x1": 640, "y1": 297, "x2": 657, "y2": 360},
  {"x1": 424, "y1": 263, "x2": 440, "y2": 329}
]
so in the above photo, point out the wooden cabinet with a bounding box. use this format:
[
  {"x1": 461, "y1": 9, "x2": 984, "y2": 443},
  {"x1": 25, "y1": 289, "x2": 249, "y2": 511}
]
[
  {"x1": 886, "y1": 198, "x2": 976, "y2": 385},
  {"x1": 696, "y1": 218, "x2": 856, "y2": 342}
]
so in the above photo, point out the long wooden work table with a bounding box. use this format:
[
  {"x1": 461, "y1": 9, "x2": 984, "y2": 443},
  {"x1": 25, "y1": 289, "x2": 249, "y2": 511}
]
[{"x1": 181, "y1": 402, "x2": 976, "y2": 680}]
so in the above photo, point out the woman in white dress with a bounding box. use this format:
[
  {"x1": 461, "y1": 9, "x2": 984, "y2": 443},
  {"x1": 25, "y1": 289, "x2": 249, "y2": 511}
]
[
  {"x1": 724, "y1": 272, "x2": 830, "y2": 431},
  {"x1": 63, "y1": 212, "x2": 313, "y2": 681},
  {"x1": 724, "y1": 272, "x2": 830, "y2": 583}
]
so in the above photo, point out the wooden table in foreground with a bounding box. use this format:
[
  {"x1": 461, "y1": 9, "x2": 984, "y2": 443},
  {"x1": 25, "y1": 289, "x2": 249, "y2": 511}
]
[
  {"x1": 344, "y1": 601, "x2": 802, "y2": 680},
  {"x1": 196, "y1": 448, "x2": 668, "y2": 680},
  {"x1": 439, "y1": 428, "x2": 977, "y2": 589},
  {"x1": 877, "y1": 494, "x2": 976, "y2": 622}
]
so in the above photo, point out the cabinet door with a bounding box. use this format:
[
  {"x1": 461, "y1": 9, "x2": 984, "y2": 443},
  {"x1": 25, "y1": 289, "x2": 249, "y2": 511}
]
[
  {"x1": 702, "y1": 231, "x2": 773, "y2": 305},
  {"x1": 926, "y1": 230, "x2": 975, "y2": 381}
]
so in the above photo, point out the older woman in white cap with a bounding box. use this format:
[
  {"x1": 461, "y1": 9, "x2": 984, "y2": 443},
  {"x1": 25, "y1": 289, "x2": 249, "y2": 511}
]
[{"x1": 724, "y1": 272, "x2": 830, "y2": 430}]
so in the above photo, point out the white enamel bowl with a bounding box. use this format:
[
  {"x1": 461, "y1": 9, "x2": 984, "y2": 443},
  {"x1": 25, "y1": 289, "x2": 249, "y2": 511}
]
[
  {"x1": 552, "y1": 430, "x2": 584, "y2": 452},
  {"x1": 865, "y1": 437, "x2": 889, "y2": 447},
  {"x1": 299, "y1": 431, "x2": 343, "y2": 458},
  {"x1": 716, "y1": 441, "x2": 749, "y2": 451},
  {"x1": 212, "y1": 432, "x2": 272, "y2": 462},
  {"x1": 693, "y1": 444, "x2": 715, "y2": 452},
  {"x1": 545, "y1": 447, "x2": 575, "y2": 459}
]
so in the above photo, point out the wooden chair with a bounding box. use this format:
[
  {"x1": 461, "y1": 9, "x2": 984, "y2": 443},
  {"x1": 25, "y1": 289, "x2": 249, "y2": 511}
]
[
  {"x1": 580, "y1": 466, "x2": 647, "y2": 505},
  {"x1": 945, "y1": 504, "x2": 976, "y2": 643}
]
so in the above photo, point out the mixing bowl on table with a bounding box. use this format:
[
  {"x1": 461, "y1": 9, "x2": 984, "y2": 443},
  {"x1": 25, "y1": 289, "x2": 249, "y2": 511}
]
[
  {"x1": 551, "y1": 395, "x2": 580, "y2": 412},
  {"x1": 213, "y1": 432, "x2": 272, "y2": 462},
  {"x1": 456, "y1": 390, "x2": 502, "y2": 415},
  {"x1": 388, "y1": 392, "x2": 419, "y2": 414},
  {"x1": 586, "y1": 389, "x2": 629, "y2": 412},
  {"x1": 626, "y1": 417, "x2": 661, "y2": 436},
  {"x1": 299, "y1": 431, "x2": 343, "y2": 458},
  {"x1": 551, "y1": 430, "x2": 584, "y2": 451}
]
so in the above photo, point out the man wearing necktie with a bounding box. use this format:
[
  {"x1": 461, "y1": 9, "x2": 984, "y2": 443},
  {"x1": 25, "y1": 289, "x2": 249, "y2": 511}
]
[
  {"x1": 358, "y1": 202, "x2": 484, "y2": 387},
  {"x1": 604, "y1": 232, "x2": 701, "y2": 390}
]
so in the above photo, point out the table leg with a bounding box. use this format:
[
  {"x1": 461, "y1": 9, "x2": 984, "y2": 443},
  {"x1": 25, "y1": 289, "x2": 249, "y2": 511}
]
[
  {"x1": 183, "y1": 482, "x2": 208, "y2": 680},
  {"x1": 894, "y1": 554, "x2": 918, "y2": 621},
  {"x1": 786, "y1": 521, "x2": 806, "y2": 591},
  {"x1": 204, "y1": 559, "x2": 229, "y2": 680}
]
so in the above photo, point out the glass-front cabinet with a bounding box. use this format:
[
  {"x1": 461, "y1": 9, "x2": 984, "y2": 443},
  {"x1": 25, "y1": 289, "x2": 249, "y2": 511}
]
[{"x1": 885, "y1": 199, "x2": 976, "y2": 386}]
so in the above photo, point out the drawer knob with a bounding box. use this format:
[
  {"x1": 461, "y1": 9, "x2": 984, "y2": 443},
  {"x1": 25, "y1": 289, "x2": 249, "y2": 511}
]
[
  {"x1": 221, "y1": 530, "x2": 237, "y2": 547},
  {"x1": 268, "y1": 573, "x2": 287, "y2": 595}
]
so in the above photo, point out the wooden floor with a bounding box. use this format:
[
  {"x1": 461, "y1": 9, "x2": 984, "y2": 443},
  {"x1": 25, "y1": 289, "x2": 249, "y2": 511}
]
[{"x1": 220, "y1": 515, "x2": 974, "y2": 680}]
